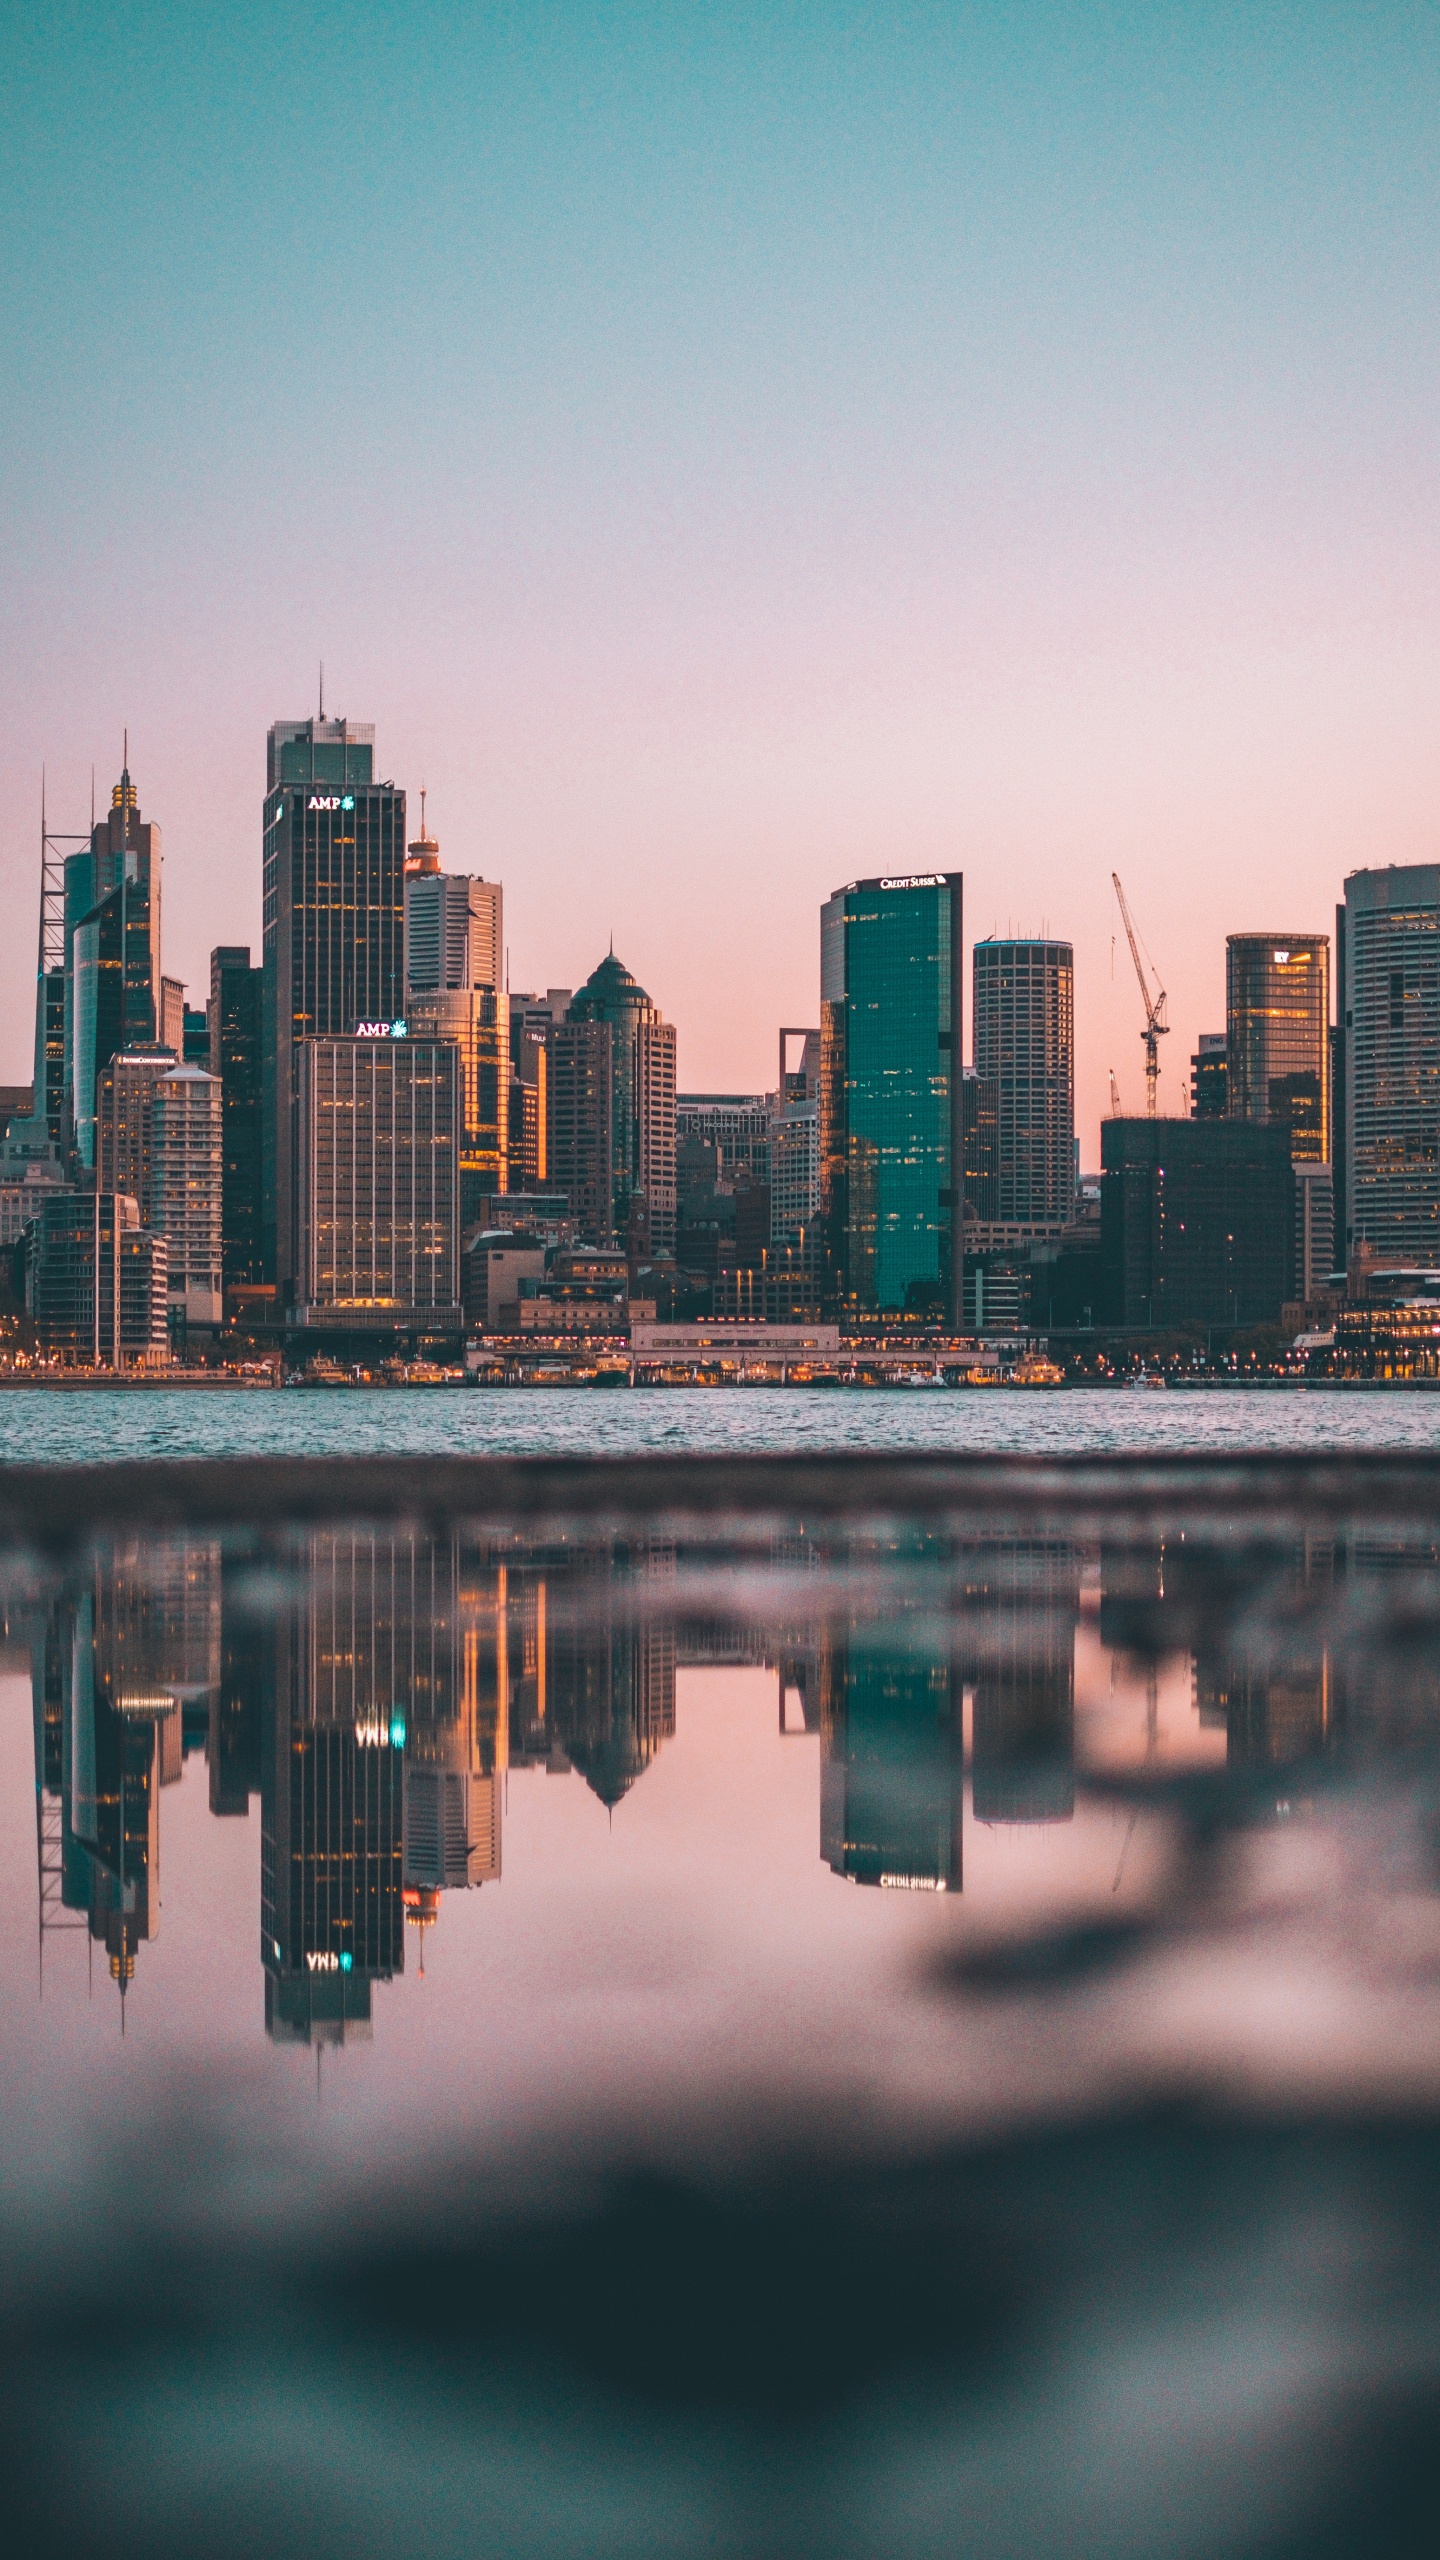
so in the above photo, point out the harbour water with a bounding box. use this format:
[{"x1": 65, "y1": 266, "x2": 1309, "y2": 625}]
[
  {"x1": 2, "y1": 1380, "x2": 1440, "y2": 1464},
  {"x1": 5, "y1": 1445, "x2": 1440, "y2": 2554}
]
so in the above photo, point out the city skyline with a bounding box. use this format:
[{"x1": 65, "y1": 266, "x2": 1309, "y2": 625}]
[{"x1": 5, "y1": 8, "x2": 1440, "y2": 1153}]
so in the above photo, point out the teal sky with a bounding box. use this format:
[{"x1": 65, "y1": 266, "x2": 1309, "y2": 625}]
[{"x1": 3, "y1": 2, "x2": 1438, "y2": 1142}]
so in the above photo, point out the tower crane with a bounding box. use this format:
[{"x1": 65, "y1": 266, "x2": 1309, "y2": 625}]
[
  {"x1": 1109, "y1": 1069, "x2": 1122, "y2": 1118},
  {"x1": 1112, "y1": 872, "x2": 1169, "y2": 1117}
]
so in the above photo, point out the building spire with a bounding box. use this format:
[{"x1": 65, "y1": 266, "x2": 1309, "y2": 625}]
[{"x1": 319, "y1": 660, "x2": 324, "y2": 720}]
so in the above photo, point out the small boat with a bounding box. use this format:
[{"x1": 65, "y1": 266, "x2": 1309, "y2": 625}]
[{"x1": 1013, "y1": 1356, "x2": 1065, "y2": 1387}]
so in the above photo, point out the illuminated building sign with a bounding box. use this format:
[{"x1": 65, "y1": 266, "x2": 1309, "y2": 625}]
[
  {"x1": 307, "y1": 794, "x2": 356, "y2": 812},
  {"x1": 878, "y1": 874, "x2": 945, "y2": 890},
  {"x1": 354, "y1": 1714, "x2": 407, "y2": 1747},
  {"x1": 353, "y1": 1021, "x2": 408, "y2": 1040},
  {"x1": 304, "y1": 1950, "x2": 355, "y2": 1973}
]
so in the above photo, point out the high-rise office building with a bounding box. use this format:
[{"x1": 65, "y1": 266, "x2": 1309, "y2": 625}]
[
  {"x1": 567, "y1": 954, "x2": 677, "y2": 1257},
  {"x1": 150, "y1": 1064, "x2": 224, "y2": 1334},
  {"x1": 1100, "y1": 1118, "x2": 1296, "y2": 1327},
  {"x1": 675, "y1": 1094, "x2": 772, "y2": 1187},
  {"x1": 67, "y1": 761, "x2": 163, "y2": 1173},
  {"x1": 401, "y1": 817, "x2": 507, "y2": 1224},
  {"x1": 261, "y1": 716, "x2": 405, "y2": 1297},
  {"x1": 159, "y1": 975, "x2": 186, "y2": 1057},
  {"x1": 971, "y1": 938, "x2": 1074, "y2": 1239},
  {"x1": 545, "y1": 1019, "x2": 614, "y2": 1241},
  {"x1": 403, "y1": 819, "x2": 503, "y2": 995},
  {"x1": 1226, "y1": 935, "x2": 1330, "y2": 1161},
  {"x1": 960, "y1": 1067, "x2": 1000, "y2": 1226},
  {"x1": 96, "y1": 1049, "x2": 222, "y2": 1335},
  {"x1": 293, "y1": 1033, "x2": 461, "y2": 1341},
  {"x1": 26, "y1": 1193, "x2": 168, "y2": 1362},
  {"x1": 1191, "y1": 1033, "x2": 1228, "y2": 1119},
  {"x1": 819, "y1": 873, "x2": 963, "y2": 1319},
  {"x1": 1340, "y1": 867, "x2": 1440, "y2": 1266},
  {"x1": 209, "y1": 946, "x2": 264, "y2": 1289},
  {"x1": 406, "y1": 987, "x2": 508, "y2": 1226}
]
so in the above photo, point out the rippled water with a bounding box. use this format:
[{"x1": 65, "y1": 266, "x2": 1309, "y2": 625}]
[{"x1": 1, "y1": 1380, "x2": 1439, "y2": 1462}]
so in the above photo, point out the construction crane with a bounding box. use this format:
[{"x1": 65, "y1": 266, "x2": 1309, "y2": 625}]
[
  {"x1": 1109, "y1": 1069, "x2": 1122, "y2": 1118},
  {"x1": 1112, "y1": 872, "x2": 1168, "y2": 1118}
]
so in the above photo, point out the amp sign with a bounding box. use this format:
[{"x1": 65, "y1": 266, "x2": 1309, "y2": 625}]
[{"x1": 307, "y1": 794, "x2": 356, "y2": 812}]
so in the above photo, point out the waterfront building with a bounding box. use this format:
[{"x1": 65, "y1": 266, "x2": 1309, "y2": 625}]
[
  {"x1": 26, "y1": 1192, "x2": 168, "y2": 1362},
  {"x1": 971, "y1": 937, "x2": 1074, "y2": 1237},
  {"x1": 819, "y1": 872, "x2": 964, "y2": 1320},
  {"x1": 1339, "y1": 866, "x2": 1440, "y2": 1266},
  {"x1": 1226, "y1": 935, "x2": 1330, "y2": 1160},
  {"x1": 209, "y1": 947, "x2": 264, "y2": 1289},
  {"x1": 568, "y1": 955, "x2": 678, "y2": 1257},
  {"x1": 461, "y1": 1231, "x2": 546, "y2": 1332},
  {"x1": 68, "y1": 761, "x2": 163, "y2": 1172},
  {"x1": 293, "y1": 1033, "x2": 461, "y2": 1344},
  {"x1": 1100, "y1": 1117, "x2": 1295, "y2": 1328},
  {"x1": 261, "y1": 715, "x2": 405, "y2": 1298},
  {"x1": 1191, "y1": 1033, "x2": 1227, "y2": 1119}
]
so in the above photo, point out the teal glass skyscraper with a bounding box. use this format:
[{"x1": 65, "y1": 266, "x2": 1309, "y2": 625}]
[{"x1": 819, "y1": 873, "x2": 963, "y2": 1319}]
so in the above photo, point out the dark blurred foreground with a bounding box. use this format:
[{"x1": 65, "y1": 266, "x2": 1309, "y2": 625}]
[{"x1": 3, "y1": 2092, "x2": 1440, "y2": 2560}]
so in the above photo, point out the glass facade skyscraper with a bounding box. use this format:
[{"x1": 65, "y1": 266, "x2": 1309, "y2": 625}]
[
  {"x1": 261, "y1": 717, "x2": 405, "y2": 1296},
  {"x1": 1225, "y1": 934, "x2": 1330, "y2": 1162},
  {"x1": 567, "y1": 954, "x2": 677, "y2": 1256},
  {"x1": 1341, "y1": 865, "x2": 1440, "y2": 1266},
  {"x1": 819, "y1": 873, "x2": 963, "y2": 1318}
]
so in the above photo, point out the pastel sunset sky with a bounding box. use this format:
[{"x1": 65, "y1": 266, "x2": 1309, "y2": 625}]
[{"x1": 3, "y1": 2, "x2": 1438, "y2": 1155}]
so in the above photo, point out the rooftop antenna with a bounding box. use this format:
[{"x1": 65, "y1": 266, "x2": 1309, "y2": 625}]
[
  {"x1": 319, "y1": 661, "x2": 325, "y2": 721},
  {"x1": 90, "y1": 765, "x2": 95, "y2": 829}
]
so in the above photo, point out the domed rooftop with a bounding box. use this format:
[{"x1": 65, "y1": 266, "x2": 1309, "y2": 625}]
[{"x1": 569, "y1": 949, "x2": 652, "y2": 1022}]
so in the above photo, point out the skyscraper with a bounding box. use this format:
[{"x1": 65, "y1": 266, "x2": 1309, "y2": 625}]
[
  {"x1": 209, "y1": 946, "x2": 263, "y2": 1290},
  {"x1": 293, "y1": 1033, "x2": 461, "y2": 1344},
  {"x1": 96, "y1": 1049, "x2": 223, "y2": 1336},
  {"x1": 819, "y1": 873, "x2": 963, "y2": 1319},
  {"x1": 1191, "y1": 1033, "x2": 1228, "y2": 1118},
  {"x1": 545, "y1": 1019, "x2": 614, "y2": 1241},
  {"x1": 402, "y1": 812, "x2": 508, "y2": 1223},
  {"x1": 566, "y1": 954, "x2": 677, "y2": 1257},
  {"x1": 1225, "y1": 935, "x2": 1330, "y2": 1161},
  {"x1": 1340, "y1": 866, "x2": 1440, "y2": 1266},
  {"x1": 261, "y1": 716, "x2": 405, "y2": 1296},
  {"x1": 971, "y1": 938, "x2": 1074, "y2": 1238},
  {"x1": 68, "y1": 760, "x2": 163, "y2": 1173},
  {"x1": 403, "y1": 816, "x2": 503, "y2": 994}
]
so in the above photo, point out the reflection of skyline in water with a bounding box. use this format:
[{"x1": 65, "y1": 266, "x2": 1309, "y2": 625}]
[{"x1": 19, "y1": 1520, "x2": 1428, "y2": 2039}]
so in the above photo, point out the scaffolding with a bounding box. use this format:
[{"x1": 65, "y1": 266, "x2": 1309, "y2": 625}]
[{"x1": 36, "y1": 776, "x2": 86, "y2": 1150}]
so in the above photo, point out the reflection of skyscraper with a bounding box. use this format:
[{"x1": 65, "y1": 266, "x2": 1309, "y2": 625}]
[
  {"x1": 820, "y1": 1613, "x2": 962, "y2": 1890},
  {"x1": 960, "y1": 1542, "x2": 1078, "y2": 1824},
  {"x1": 262, "y1": 1532, "x2": 410, "y2": 2043},
  {"x1": 59, "y1": 1536, "x2": 219, "y2": 1996},
  {"x1": 540, "y1": 1545, "x2": 677, "y2": 1806},
  {"x1": 404, "y1": 1553, "x2": 505, "y2": 1899}
]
